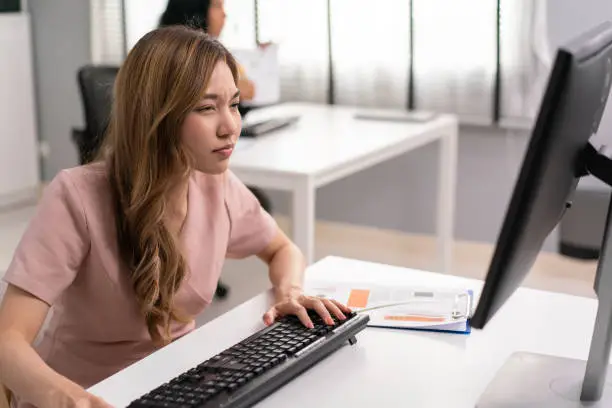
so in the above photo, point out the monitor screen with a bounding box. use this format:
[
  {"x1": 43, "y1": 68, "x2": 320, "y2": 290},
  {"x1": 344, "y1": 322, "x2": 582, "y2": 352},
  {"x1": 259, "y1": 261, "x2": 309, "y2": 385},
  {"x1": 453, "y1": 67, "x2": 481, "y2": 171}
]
[{"x1": 471, "y1": 21, "x2": 612, "y2": 329}]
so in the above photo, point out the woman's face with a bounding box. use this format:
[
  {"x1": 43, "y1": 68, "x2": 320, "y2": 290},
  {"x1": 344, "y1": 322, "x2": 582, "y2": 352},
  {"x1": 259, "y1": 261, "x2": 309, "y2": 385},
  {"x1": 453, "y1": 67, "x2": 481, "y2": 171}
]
[
  {"x1": 207, "y1": 0, "x2": 226, "y2": 38},
  {"x1": 180, "y1": 60, "x2": 241, "y2": 175}
]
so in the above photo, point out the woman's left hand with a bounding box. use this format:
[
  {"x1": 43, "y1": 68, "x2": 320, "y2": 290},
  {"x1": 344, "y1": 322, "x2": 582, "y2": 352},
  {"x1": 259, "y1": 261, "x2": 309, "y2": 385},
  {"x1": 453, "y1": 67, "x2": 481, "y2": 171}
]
[{"x1": 263, "y1": 294, "x2": 352, "y2": 328}]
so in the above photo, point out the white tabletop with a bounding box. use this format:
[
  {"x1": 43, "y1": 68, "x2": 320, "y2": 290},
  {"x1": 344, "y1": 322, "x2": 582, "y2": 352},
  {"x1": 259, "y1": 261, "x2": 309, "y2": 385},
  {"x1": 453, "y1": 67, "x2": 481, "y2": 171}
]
[
  {"x1": 89, "y1": 256, "x2": 600, "y2": 407},
  {"x1": 230, "y1": 102, "x2": 456, "y2": 177}
]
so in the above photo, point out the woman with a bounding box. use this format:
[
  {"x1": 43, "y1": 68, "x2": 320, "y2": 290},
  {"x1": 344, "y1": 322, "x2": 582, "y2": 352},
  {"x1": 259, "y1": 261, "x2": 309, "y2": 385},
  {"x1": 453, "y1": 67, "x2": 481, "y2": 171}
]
[
  {"x1": 160, "y1": 0, "x2": 274, "y2": 297},
  {"x1": 0, "y1": 26, "x2": 348, "y2": 408},
  {"x1": 159, "y1": 0, "x2": 256, "y2": 102}
]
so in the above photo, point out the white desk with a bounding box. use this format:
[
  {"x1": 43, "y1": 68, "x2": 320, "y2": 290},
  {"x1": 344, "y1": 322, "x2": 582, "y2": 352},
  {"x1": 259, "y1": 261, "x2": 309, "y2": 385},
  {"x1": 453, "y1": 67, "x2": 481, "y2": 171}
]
[
  {"x1": 89, "y1": 256, "x2": 605, "y2": 407},
  {"x1": 231, "y1": 103, "x2": 458, "y2": 272}
]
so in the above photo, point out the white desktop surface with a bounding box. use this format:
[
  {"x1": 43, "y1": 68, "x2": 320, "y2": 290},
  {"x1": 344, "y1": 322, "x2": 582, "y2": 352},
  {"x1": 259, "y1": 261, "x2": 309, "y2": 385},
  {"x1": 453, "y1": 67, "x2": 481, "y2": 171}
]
[
  {"x1": 232, "y1": 103, "x2": 456, "y2": 176},
  {"x1": 88, "y1": 256, "x2": 600, "y2": 407},
  {"x1": 230, "y1": 102, "x2": 458, "y2": 270}
]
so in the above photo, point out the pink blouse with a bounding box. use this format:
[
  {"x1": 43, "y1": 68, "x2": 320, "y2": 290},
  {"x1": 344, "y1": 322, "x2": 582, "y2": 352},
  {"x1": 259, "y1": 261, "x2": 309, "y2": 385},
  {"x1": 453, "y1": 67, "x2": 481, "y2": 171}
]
[{"x1": 3, "y1": 162, "x2": 277, "y2": 406}]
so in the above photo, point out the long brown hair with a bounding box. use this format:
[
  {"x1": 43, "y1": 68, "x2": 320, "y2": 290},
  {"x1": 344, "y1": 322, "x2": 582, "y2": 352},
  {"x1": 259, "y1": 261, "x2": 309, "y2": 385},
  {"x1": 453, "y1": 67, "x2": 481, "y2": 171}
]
[{"x1": 98, "y1": 26, "x2": 239, "y2": 345}]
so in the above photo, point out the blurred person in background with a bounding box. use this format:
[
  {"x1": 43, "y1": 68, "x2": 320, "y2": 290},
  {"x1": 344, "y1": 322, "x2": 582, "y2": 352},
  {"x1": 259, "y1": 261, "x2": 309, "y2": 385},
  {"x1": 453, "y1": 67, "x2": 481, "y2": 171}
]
[{"x1": 160, "y1": 0, "x2": 257, "y2": 104}]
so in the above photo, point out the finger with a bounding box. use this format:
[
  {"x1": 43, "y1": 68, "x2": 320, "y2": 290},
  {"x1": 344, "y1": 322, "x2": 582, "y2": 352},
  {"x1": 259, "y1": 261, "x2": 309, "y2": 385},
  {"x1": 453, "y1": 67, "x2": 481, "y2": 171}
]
[
  {"x1": 330, "y1": 298, "x2": 352, "y2": 314},
  {"x1": 262, "y1": 308, "x2": 278, "y2": 326},
  {"x1": 96, "y1": 398, "x2": 115, "y2": 408},
  {"x1": 283, "y1": 302, "x2": 313, "y2": 328},
  {"x1": 321, "y1": 298, "x2": 346, "y2": 321},
  {"x1": 306, "y1": 298, "x2": 334, "y2": 325},
  {"x1": 89, "y1": 395, "x2": 114, "y2": 408},
  {"x1": 75, "y1": 398, "x2": 92, "y2": 408},
  {"x1": 94, "y1": 396, "x2": 115, "y2": 408}
]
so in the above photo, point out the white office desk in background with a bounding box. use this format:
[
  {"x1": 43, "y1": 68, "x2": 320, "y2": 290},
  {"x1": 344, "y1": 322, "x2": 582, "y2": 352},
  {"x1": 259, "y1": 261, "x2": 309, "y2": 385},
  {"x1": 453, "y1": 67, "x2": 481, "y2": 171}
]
[
  {"x1": 89, "y1": 256, "x2": 605, "y2": 407},
  {"x1": 230, "y1": 103, "x2": 458, "y2": 273}
]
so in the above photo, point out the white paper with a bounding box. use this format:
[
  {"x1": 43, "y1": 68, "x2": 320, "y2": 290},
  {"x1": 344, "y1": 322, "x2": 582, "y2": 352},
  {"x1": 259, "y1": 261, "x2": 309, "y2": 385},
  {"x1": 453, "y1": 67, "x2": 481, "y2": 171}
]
[
  {"x1": 230, "y1": 44, "x2": 281, "y2": 106},
  {"x1": 305, "y1": 282, "x2": 472, "y2": 332}
]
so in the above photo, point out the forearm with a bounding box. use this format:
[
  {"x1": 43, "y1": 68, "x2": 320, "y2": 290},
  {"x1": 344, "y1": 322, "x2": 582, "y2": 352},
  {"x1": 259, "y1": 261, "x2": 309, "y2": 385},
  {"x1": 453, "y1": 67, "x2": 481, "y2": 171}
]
[
  {"x1": 0, "y1": 332, "x2": 79, "y2": 408},
  {"x1": 268, "y1": 242, "x2": 305, "y2": 302}
]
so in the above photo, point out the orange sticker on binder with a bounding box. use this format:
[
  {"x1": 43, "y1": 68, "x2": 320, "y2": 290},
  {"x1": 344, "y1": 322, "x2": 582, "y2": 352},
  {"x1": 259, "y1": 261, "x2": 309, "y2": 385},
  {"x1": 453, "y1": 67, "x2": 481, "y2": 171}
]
[
  {"x1": 347, "y1": 289, "x2": 370, "y2": 309},
  {"x1": 384, "y1": 315, "x2": 446, "y2": 323}
]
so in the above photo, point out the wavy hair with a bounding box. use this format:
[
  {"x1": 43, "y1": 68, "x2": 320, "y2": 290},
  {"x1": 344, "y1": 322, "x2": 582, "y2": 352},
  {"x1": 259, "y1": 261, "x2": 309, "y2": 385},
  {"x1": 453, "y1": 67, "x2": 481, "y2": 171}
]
[{"x1": 98, "y1": 25, "x2": 239, "y2": 345}]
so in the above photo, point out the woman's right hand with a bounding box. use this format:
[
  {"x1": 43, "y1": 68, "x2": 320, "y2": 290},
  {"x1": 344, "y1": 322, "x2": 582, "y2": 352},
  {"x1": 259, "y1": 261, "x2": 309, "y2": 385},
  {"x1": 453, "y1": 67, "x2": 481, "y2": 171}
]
[
  {"x1": 72, "y1": 394, "x2": 113, "y2": 408},
  {"x1": 47, "y1": 384, "x2": 114, "y2": 408}
]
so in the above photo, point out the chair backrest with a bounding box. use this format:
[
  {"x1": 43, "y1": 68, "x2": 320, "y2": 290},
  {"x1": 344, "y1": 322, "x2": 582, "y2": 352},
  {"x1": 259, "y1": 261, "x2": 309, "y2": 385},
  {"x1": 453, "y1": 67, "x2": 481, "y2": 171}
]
[{"x1": 76, "y1": 65, "x2": 119, "y2": 162}]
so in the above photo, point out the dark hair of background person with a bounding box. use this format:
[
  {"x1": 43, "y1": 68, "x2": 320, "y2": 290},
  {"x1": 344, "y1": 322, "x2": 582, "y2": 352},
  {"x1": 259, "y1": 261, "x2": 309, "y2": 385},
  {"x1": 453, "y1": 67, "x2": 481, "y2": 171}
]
[{"x1": 159, "y1": 0, "x2": 211, "y2": 31}]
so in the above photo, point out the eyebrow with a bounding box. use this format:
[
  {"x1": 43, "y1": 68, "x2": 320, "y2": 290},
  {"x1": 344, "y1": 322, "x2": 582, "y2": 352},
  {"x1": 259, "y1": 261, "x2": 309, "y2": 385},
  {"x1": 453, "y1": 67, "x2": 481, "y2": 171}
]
[{"x1": 202, "y1": 90, "x2": 240, "y2": 101}]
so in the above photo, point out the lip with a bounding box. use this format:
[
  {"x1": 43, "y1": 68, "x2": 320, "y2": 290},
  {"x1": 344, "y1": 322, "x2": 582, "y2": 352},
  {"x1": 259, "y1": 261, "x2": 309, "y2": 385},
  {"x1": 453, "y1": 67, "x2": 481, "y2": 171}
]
[{"x1": 212, "y1": 143, "x2": 234, "y2": 158}]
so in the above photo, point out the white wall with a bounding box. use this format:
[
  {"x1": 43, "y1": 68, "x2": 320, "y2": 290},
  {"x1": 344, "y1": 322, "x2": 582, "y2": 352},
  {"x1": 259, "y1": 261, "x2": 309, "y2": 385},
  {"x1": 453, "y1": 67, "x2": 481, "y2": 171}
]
[
  {"x1": 124, "y1": 0, "x2": 167, "y2": 50},
  {"x1": 28, "y1": 0, "x2": 91, "y2": 179},
  {"x1": 0, "y1": 13, "x2": 40, "y2": 208}
]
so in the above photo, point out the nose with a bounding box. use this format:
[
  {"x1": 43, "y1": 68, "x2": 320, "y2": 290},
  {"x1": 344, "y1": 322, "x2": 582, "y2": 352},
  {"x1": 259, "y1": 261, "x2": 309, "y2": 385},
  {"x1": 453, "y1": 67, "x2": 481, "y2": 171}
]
[{"x1": 217, "y1": 108, "x2": 240, "y2": 139}]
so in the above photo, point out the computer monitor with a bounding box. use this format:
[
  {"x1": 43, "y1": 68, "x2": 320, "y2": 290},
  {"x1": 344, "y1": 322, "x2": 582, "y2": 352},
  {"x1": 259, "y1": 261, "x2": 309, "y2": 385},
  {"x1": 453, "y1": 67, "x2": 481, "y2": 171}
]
[{"x1": 470, "y1": 21, "x2": 612, "y2": 407}]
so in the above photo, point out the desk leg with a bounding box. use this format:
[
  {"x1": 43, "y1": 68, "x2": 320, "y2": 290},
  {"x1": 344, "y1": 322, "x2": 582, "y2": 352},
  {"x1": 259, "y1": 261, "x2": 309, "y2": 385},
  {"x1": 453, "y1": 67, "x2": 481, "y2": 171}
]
[
  {"x1": 292, "y1": 178, "x2": 315, "y2": 265},
  {"x1": 436, "y1": 128, "x2": 457, "y2": 273}
]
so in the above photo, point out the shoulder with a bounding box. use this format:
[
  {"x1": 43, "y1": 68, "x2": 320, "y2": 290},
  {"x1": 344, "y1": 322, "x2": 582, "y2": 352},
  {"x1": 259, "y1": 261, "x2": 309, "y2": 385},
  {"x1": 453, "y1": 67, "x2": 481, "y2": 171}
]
[
  {"x1": 2, "y1": 164, "x2": 109, "y2": 305},
  {"x1": 43, "y1": 162, "x2": 113, "y2": 226},
  {"x1": 220, "y1": 170, "x2": 277, "y2": 257},
  {"x1": 223, "y1": 169, "x2": 242, "y2": 187},
  {"x1": 52, "y1": 161, "x2": 111, "y2": 199},
  {"x1": 47, "y1": 161, "x2": 107, "y2": 191},
  {"x1": 56, "y1": 161, "x2": 108, "y2": 187},
  {"x1": 222, "y1": 170, "x2": 254, "y2": 203}
]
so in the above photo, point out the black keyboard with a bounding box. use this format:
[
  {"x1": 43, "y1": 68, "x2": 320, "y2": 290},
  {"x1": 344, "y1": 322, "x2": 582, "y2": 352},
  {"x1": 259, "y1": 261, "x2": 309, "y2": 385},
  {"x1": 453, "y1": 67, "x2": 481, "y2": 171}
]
[
  {"x1": 240, "y1": 116, "x2": 299, "y2": 138},
  {"x1": 128, "y1": 310, "x2": 369, "y2": 408}
]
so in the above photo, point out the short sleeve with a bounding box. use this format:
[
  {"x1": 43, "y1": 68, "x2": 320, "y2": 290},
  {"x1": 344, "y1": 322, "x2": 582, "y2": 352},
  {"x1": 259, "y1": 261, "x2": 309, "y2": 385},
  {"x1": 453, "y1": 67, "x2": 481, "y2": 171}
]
[
  {"x1": 2, "y1": 170, "x2": 90, "y2": 305},
  {"x1": 225, "y1": 171, "x2": 277, "y2": 258}
]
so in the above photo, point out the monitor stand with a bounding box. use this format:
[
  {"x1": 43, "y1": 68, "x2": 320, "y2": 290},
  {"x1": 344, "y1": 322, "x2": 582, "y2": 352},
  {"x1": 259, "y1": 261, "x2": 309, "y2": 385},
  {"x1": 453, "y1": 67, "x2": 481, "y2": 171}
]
[{"x1": 477, "y1": 142, "x2": 612, "y2": 407}]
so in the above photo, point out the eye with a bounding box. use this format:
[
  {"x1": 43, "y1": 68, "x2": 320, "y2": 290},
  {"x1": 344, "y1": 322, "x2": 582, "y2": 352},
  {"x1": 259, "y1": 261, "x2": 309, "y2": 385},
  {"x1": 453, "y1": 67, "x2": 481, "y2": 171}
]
[
  {"x1": 195, "y1": 105, "x2": 215, "y2": 113},
  {"x1": 230, "y1": 101, "x2": 240, "y2": 109}
]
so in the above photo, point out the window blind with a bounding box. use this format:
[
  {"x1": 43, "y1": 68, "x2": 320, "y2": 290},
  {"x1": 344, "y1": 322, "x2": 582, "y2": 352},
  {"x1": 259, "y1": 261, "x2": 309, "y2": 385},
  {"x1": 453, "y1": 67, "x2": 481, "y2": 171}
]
[
  {"x1": 90, "y1": 0, "x2": 125, "y2": 65},
  {"x1": 94, "y1": 0, "x2": 552, "y2": 126}
]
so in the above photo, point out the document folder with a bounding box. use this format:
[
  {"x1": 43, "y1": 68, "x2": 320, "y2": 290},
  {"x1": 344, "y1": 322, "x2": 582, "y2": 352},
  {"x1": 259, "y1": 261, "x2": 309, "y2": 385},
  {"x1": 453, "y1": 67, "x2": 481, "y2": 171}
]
[{"x1": 306, "y1": 283, "x2": 474, "y2": 335}]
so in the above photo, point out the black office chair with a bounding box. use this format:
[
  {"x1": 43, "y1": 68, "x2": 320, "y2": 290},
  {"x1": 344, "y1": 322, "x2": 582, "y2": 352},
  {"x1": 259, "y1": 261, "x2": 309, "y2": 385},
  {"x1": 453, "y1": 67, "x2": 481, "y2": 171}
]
[
  {"x1": 72, "y1": 65, "x2": 118, "y2": 165},
  {"x1": 72, "y1": 65, "x2": 273, "y2": 300}
]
